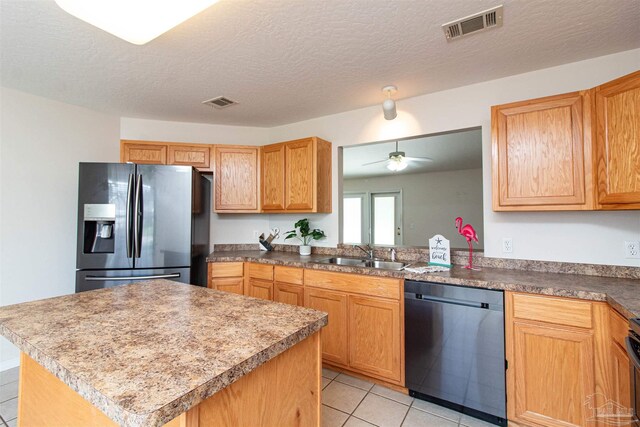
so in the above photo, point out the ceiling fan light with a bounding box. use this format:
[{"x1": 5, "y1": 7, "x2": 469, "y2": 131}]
[
  {"x1": 382, "y1": 98, "x2": 397, "y2": 120},
  {"x1": 386, "y1": 155, "x2": 407, "y2": 172},
  {"x1": 54, "y1": 0, "x2": 219, "y2": 45}
]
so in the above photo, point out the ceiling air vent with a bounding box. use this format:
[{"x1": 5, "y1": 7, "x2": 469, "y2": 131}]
[
  {"x1": 442, "y1": 5, "x2": 503, "y2": 41},
  {"x1": 202, "y1": 96, "x2": 238, "y2": 109}
]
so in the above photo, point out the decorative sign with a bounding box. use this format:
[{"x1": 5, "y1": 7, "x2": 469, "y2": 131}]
[{"x1": 428, "y1": 234, "x2": 451, "y2": 268}]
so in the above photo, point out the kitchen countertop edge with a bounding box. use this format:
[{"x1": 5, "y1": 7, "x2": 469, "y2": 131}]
[{"x1": 207, "y1": 251, "x2": 639, "y2": 319}]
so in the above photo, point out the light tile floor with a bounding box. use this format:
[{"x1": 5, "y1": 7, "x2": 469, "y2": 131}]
[
  {"x1": 0, "y1": 366, "x2": 496, "y2": 427},
  {"x1": 321, "y1": 368, "x2": 495, "y2": 427}
]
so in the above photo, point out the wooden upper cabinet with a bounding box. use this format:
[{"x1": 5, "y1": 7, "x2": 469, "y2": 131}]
[
  {"x1": 261, "y1": 137, "x2": 332, "y2": 213},
  {"x1": 261, "y1": 143, "x2": 286, "y2": 211},
  {"x1": 121, "y1": 140, "x2": 167, "y2": 165},
  {"x1": 121, "y1": 140, "x2": 214, "y2": 171},
  {"x1": 595, "y1": 70, "x2": 640, "y2": 209},
  {"x1": 491, "y1": 91, "x2": 593, "y2": 211},
  {"x1": 213, "y1": 145, "x2": 260, "y2": 212},
  {"x1": 168, "y1": 144, "x2": 211, "y2": 171}
]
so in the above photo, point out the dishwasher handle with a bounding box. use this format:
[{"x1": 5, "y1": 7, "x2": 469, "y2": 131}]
[{"x1": 405, "y1": 292, "x2": 493, "y2": 310}]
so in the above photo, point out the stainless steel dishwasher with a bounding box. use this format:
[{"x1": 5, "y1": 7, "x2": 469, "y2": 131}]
[{"x1": 405, "y1": 280, "x2": 506, "y2": 426}]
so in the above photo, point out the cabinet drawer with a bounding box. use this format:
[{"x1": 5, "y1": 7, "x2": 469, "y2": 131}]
[
  {"x1": 304, "y1": 269, "x2": 401, "y2": 300},
  {"x1": 511, "y1": 293, "x2": 593, "y2": 328},
  {"x1": 210, "y1": 278, "x2": 244, "y2": 295},
  {"x1": 248, "y1": 263, "x2": 274, "y2": 281},
  {"x1": 274, "y1": 266, "x2": 303, "y2": 285},
  {"x1": 210, "y1": 262, "x2": 244, "y2": 278},
  {"x1": 610, "y1": 308, "x2": 629, "y2": 349}
]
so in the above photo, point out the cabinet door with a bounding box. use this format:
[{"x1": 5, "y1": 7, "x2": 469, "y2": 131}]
[
  {"x1": 121, "y1": 141, "x2": 167, "y2": 165},
  {"x1": 168, "y1": 144, "x2": 211, "y2": 170},
  {"x1": 348, "y1": 295, "x2": 401, "y2": 383},
  {"x1": 595, "y1": 70, "x2": 640, "y2": 209},
  {"x1": 211, "y1": 278, "x2": 244, "y2": 295},
  {"x1": 246, "y1": 278, "x2": 273, "y2": 301},
  {"x1": 610, "y1": 341, "x2": 632, "y2": 411},
  {"x1": 214, "y1": 146, "x2": 260, "y2": 212},
  {"x1": 261, "y1": 143, "x2": 285, "y2": 211},
  {"x1": 510, "y1": 321, "x2": 595, "y2": 427},
  {"x1": 491, "y1": 92, "x2": 591, "y2": 210},
  {"x1": 274, "y1": 282, "x2": 304, "y2": 306},
  {"x1": 304, "y1": 288, "x2": 348, "y2": 366},
  {"x1": 285, "y1": 139, "x2": 315, "y2": 211}
]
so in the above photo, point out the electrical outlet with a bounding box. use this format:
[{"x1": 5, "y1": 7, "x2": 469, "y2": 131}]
[
  {"x1": 253, "y1": 230, "x2": 260, "y2": 239},
  {"x1": 625, "y1": 241, "x2": 640, "y2": 259},
  {"x1": 502, "y1": 238, "x2": 513, "y2": 253}
]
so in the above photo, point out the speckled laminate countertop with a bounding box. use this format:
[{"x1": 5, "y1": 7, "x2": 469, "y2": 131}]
[
  {"x1": 206, "y1": 251, "x2": 640, "y2": 319},
  {"x1": 0, "y1": 280, "x2": 328, "y2": 427}
]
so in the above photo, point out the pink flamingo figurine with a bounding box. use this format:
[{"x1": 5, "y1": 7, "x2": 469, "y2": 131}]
[{"x1": 455, "y1": 217, "x2": 479, "y2": 270}]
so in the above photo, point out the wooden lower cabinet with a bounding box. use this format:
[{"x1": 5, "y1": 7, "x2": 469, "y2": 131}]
[
  {"x1": 510, "y1": 320, "x2": 595, "y2": 426},
  {"x1": 304, "y1": 288, "x2": 349, "y2": 366},
  {"x1": 210, "y1": 278, "x2": 244, "y2": 295},
  {"x1": 348, "y1": 295, "x2": 401, "y2": 382},
  {"x1": 208, "y1": 262, "x2": 244, "y2": 294},
  {"x1": 274, "y1": 282, "x2": 304, "y2": 306},
  {"x1": 246, "y1": 278, "x2": 273, "y2": 301}
]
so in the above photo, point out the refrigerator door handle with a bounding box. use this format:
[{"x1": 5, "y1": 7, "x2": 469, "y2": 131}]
[
  {"x1": 134, "y1": 174, "x2": 143, "y2": 258},
  {"x1": 85, "y1": 273, "x2": 181, "y2": 282},
  {"x1": 126, "y1": 173, "x2": 134, "y2": 258}
]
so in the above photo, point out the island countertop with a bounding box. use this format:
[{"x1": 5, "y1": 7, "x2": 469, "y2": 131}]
[
  {"x1": 0, "y1": 280, "x2": 328, "y2": 427},
  {"x1": 206, "y1": 250, "x2": 640, "y2": 319}
]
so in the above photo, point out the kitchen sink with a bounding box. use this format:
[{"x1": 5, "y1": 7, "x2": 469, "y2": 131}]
[
  {"x1": 317, "y1": 257, "x2": 368, "y2": 266},
  {"x1": 316, "y1": 257, "x2": 407, "y2": 271}
]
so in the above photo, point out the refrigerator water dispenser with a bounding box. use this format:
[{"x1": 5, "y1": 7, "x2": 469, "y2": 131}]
[{"x1": 83, "y1": 204, "x2": 116, "y2": 254}]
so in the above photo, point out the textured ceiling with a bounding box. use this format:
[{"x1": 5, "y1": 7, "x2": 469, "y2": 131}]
[
  {"x1": 343, "y1": 128, "x2": 482, "y2": 179},
  {"x1": 2, "y1": 0, "x2": 639, "y2": 127}
]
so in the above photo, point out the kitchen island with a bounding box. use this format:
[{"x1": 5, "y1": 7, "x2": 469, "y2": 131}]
[{"x1": 0, "y1": 280, "x2": 328, "y2": 427}]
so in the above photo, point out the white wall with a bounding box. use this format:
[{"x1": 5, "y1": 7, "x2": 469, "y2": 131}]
[
  {"x1": 120, "y1": 118, "x2": 272, "y2": 245},
  {"x1": 0, "y1": 87, "x2": 120, "y2": 369},
  {"x1": 267, "y1": 49, "x2": 640, "y2": 266},
  {"x1": 344, "y1": 169, "x2": 484, "y2": 248}
]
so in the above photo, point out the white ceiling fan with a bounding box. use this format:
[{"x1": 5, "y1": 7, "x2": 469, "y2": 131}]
[{"x1": 362, "y1": 141, "x2": 433, "y2": 171}]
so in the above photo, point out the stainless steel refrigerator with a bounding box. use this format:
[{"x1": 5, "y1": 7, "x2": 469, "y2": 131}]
[{"x1": 76, "y1": 162, "x2": 210, "y2": 292}]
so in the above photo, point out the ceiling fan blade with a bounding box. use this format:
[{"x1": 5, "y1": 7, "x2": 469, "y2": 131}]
[
  {"x1": 404, "y1": 156, "x2": 433, "y2": 162},
  {"x1": 362, "y1": 159, "x2": 389, "y2": 166}
]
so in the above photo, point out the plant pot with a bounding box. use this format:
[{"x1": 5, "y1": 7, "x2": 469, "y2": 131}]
[{"x1": 299, "y1": 245, "x2": 312, "y2": 256}]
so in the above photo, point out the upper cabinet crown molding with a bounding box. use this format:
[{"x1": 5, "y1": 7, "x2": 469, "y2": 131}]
[
  {"x1": 492, "y1": 70, "x2": 640, "y2": 211},
  {"x1": 262, "y1": 137, "x2": 332, "y2": 214}
]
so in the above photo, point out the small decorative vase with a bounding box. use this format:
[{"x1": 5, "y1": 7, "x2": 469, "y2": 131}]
[{"x1": 299, "y1": 245, "x2": 311, "y2": 256}]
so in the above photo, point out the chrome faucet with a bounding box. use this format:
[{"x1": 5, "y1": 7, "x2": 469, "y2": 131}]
[
  {"x1": 353, "y1": 244, "x2": 374, "y2": 259},
  {"x1": 389, "y1": 248, "x2": 397, "y2": 262}
]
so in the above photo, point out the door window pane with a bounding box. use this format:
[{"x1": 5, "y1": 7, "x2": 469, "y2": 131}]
[
  {"x1": 343, "y1": 197, "x2": 362, "y2": 244},
  {"x1": 373, "y1": 196, "x2": 395, "y2": 245}
]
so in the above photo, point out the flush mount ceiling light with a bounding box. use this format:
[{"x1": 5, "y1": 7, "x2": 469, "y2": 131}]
[
  {"x1": 54, "y1": 0, "x2": 219, "y2": 45},
  {"x1": 381, "y1": 85, "x2": 397, "y2": 120}
]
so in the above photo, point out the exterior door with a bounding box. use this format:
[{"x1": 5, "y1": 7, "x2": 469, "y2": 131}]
[
  {"x1": 134, "y1": 165, "x2": 193, "y2": 269},
  {"x1": 371, "y1": 192, "x2": 402, "y2": 245},
  {"x1": 76, "y1": 162, "x2": 136, "y2": 270}
]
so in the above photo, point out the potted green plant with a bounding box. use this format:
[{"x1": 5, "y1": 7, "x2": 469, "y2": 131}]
[{"x1": 284, "y1": 218, "x2": 326, "y2": 255}]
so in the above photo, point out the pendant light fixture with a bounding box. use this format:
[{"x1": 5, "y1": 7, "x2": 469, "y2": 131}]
[
  {"x1": 381, "y1": 85, "x2": 398, "y2": 120},
  {"x1": 54, "y1": 0, "x2": 219, "y2": 45}
]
